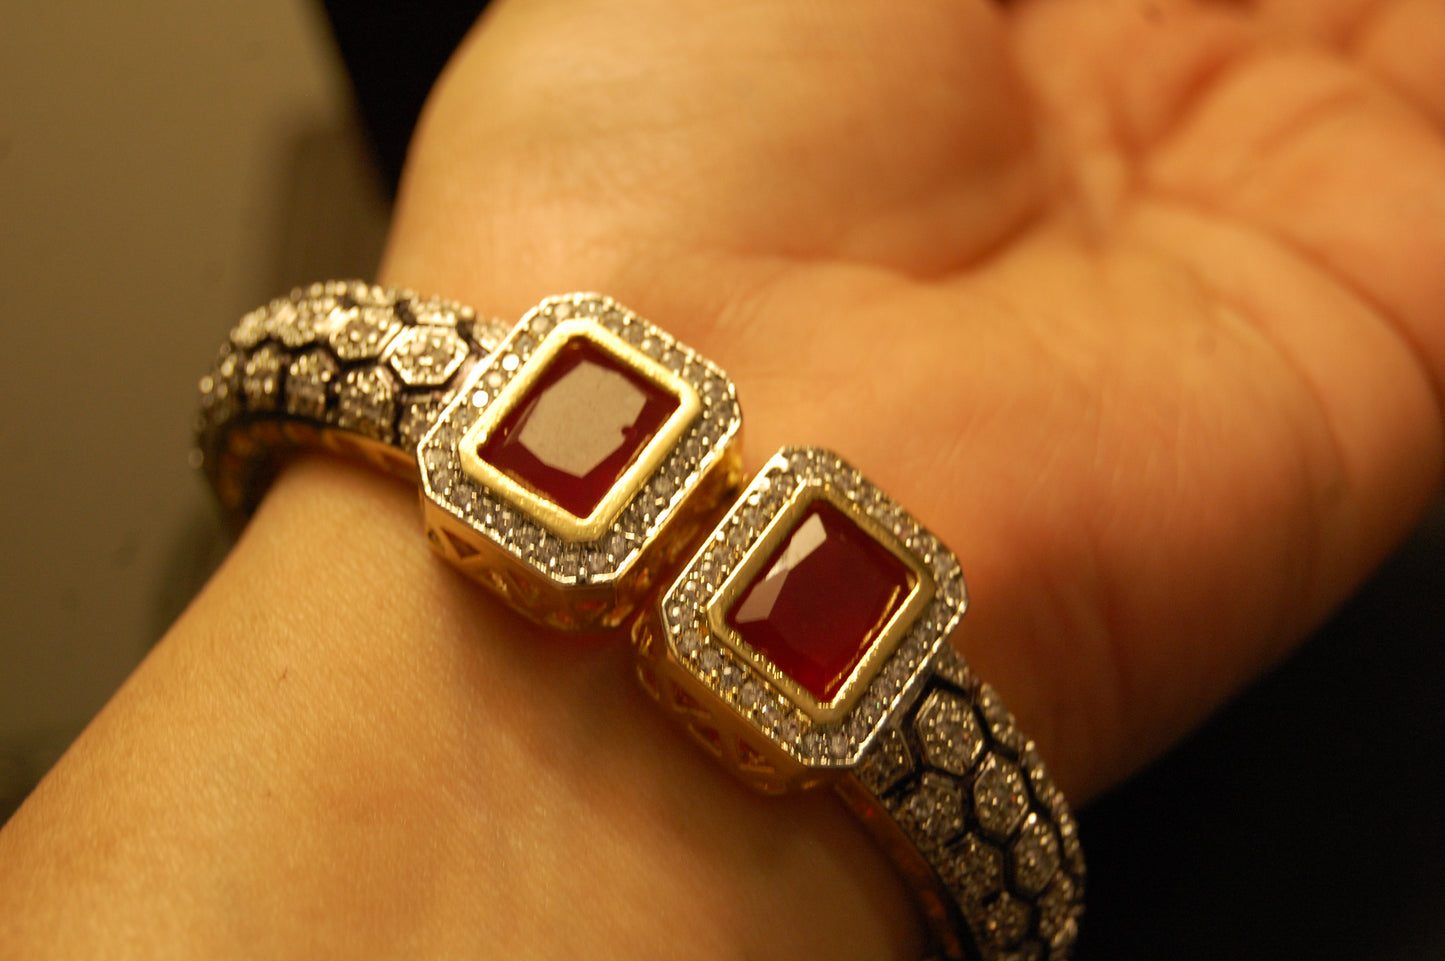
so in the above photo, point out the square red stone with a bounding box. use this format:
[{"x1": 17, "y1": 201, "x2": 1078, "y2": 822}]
[
  {"x1": 726, "y1": 499, "x2": 914, "y2": 703},
  {"x1": 476, "y1": 337, "x2": 680, "y2": 519}
]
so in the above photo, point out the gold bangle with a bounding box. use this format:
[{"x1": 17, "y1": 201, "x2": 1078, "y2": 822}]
[{"x1": 197, "y1": 282, "x2": 1085, "y2": 960}]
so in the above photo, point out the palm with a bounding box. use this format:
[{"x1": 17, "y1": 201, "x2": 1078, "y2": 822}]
[{"x1": 384, "y1": 0, "x2": 1445, "y2": 800}]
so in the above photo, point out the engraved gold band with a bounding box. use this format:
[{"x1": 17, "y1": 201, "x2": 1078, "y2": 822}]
[{"x1": 196, "y1": 282, "x2": 1084, "y2": 960}]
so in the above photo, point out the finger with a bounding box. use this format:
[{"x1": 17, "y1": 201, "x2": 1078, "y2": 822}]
[
  {"x1": 1144, "y1": 50, "x2": 1445, "y2": 412},
  {"x1": 1246, "y1": 0, "x2": 1445, "y2": 127},
  {"x1": 382, "y1": 0, "x2": 1040, "y2": 317},
  {"x1": 1240, "y1": 0, "x2": 1379, "y2": 43},
  {"x1": 1012, "y1": 0, "x2": 1259, "y2": 228},
  {"x1": 1354, "y1": 0, "x2": 1445, "y2": 127},
  {"x1": 991, "y1": 0, "x2": 1445, "y2": 803},
  {"x1": 1013, "y1": 0, "x2": 1445, "y2": 483}
]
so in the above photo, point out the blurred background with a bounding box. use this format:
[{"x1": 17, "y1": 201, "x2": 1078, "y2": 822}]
[
  {"x1": 1, "y1": 3, "x2": 1442, "y2": 959},
  {"x1": 0, "y1": 0, "x2": 388, "y2": 816}
]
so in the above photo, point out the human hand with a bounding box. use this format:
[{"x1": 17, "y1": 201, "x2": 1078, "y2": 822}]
[
  {"x1": 381, "y1": 0, "x2": 1445, "y2": 802},
  {"x1": 4, "y1": 3, "x2": 1441, "y2": 959}
]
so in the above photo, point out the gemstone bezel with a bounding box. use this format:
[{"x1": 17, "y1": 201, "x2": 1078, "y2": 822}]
[
  {"x1": 706, "y1": 485, "x2": 934, "y2": 724},
  {"x1": 457, "y1": 318, "x2": 701, "y2": 541},
  {"x1": 418, "y1": 294, "x2": 743, "y2": 595},
  {"x1": 659, "y1": 447, "x2": 969, "y2": 770}
]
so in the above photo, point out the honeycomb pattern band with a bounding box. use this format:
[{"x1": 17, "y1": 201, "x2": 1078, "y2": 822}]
[
  {"x1": 844, "y1": 645, "x2": 1084, "y2": 961},
  {"x1": 196, "y1": 280, "x2": 511, "y2": 516}
]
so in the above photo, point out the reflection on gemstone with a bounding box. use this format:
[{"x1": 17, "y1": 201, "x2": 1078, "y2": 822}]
[
  {"x1": 728, "y1": 500, "x2": 912, "y2": 702},
  {"x1": 732, "y1": 513, "x2": 827, "y2": 624},
  {"x1": 478, "y1": 337, "x2": 680, "y2": 519},
  {"x1": 516, "y1": 361, "x2": 647, "y2": 475}
]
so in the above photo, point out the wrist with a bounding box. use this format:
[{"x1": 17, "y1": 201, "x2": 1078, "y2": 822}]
[{"x1": 0, "y1": 455, "x2": 923, "y2": 959}]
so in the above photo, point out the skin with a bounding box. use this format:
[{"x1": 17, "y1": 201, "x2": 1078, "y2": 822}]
[{"x1": 1, "y1": 0, "x2": 1442, "y2": 958}]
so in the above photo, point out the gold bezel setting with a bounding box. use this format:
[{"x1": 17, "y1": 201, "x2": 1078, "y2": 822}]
[
  {"x1": 418, "y1": 294, "x2": 743, "y2": 589},
  {"x1": 658, "y1": 447, "x2": 968, "y2": 769},
  {"x1": 705, "y1": 485, "x2": 935, "y2": 724},
  {"x1": 456, "y1": 319, "x2": 702, "y2": 542}
]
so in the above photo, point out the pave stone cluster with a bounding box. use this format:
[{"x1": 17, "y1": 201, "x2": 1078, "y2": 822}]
[
  {"x1": 418, "y1": 294, "x2": 742, "y2": 589},
  {"x1": 196, "y1": 280, "x2": 510, "y2": 513},
  {"x1": 660, "y1": 448, "x2": 968, "y2": 767},
  {"x1": 855, "y1": 647, "x2": 1086, "y2": 961}
]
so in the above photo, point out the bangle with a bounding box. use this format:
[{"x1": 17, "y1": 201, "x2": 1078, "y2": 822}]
[{"x1": 197, "y1": 282, "x2": 1085, "y2": 960}]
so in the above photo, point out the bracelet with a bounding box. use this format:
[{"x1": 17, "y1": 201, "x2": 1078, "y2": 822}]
[{"x1": 196, "y1": 282, "x2": 1085, "y2": 961}]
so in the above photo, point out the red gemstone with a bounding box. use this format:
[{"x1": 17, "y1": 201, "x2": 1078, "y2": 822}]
[
  {"x1": 477, "y1": 337, "x2": 680, "y2": 519},
  {"x1": 726, "y1": 500, "x2": 913, "y2": 703}
]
